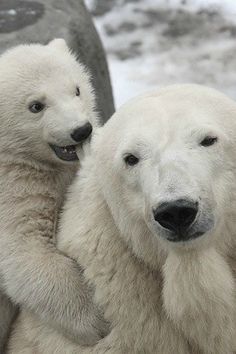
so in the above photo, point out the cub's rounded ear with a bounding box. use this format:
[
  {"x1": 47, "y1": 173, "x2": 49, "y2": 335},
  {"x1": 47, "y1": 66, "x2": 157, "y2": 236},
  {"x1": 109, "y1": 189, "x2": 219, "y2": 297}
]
[{"x1": 48, "y1": 38, "x2": 69, "y2": 52}]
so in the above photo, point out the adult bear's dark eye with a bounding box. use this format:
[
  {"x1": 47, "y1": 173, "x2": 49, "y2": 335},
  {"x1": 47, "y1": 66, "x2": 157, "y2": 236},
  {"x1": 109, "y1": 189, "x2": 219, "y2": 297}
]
[
  {"x1": 200, "y1": 136, "x2": 218, "y2": 147},
  {"x1": 124, "y1": 154, "x2": 139, "y2": 166},
  {"x1": 76, "y1": 87, "x2": 80, "y2": 96},
  {"x1": 29, "y1": 101, "x2": 45, "y2": 113}
]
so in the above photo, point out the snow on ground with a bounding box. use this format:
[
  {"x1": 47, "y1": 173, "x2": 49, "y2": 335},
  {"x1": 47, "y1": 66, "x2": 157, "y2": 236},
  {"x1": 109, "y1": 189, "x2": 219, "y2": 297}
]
[{"x1": 85, "y1": 0, "x2": 236, "y2": 108}]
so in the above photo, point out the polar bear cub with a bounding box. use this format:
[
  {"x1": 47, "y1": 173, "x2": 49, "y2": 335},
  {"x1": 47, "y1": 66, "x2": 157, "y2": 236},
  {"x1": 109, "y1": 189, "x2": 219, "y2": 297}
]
[
  {"x1": 8, "y1": 85, "x2": 236, "y2": 353},
  {"x1": 0, "y1": 39, "x2": 108, "y2": 351}
]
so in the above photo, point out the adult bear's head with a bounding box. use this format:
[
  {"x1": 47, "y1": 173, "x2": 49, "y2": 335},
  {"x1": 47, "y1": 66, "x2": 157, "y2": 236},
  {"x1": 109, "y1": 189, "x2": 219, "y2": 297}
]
[
  {"x1": 93, "y1": 84, "x2": 236, "y2": 265},
  {"x1": 0, "y1": 39, "x2": 97, "y2": 166}
]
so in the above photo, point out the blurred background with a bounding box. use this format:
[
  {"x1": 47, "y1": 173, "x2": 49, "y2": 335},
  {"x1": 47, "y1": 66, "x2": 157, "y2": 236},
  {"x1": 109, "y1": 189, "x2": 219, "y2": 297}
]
[
  {"x1": 85, "y1": 0, "x2": 236, "y2": 108},
  {"x1": 1, "y1": 0, "x2": 236, "y2": 114}
]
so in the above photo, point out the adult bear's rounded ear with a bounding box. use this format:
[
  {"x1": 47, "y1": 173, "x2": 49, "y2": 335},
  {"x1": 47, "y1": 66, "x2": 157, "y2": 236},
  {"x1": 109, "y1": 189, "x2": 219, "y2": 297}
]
[{"x1": 48, "y1": 38, "x2": 69, "y2": 52}]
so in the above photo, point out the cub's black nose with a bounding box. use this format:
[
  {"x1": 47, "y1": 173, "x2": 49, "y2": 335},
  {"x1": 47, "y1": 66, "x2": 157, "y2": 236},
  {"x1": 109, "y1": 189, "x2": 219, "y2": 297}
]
[
  {"x1": 153, "y1": 199, "x2": 198, "y2": 235},
  {"x1": 71, "y1": 122, "x2": 92, "y2": 143}
]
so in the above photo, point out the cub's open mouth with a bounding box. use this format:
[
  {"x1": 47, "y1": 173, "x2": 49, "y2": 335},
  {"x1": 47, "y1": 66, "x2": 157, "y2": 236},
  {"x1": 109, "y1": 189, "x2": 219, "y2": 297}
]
[{"x1": 49, "y1": 144, "x2": 79, "y2": 161}]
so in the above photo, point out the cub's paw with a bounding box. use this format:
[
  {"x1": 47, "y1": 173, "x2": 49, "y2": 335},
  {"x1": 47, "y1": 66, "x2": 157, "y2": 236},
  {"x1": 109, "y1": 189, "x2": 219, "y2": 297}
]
[{"x1": 76, "y1": 305, "x2": 110, "y2": 346}]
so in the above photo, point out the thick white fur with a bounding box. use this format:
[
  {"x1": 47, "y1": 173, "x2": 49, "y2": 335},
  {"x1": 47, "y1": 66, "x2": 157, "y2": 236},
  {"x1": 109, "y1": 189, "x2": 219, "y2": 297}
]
[
  {"x1": 0, "y1": 39, "x2": 107, "y2": 351},
  {"x1": 8, "y1": 85, "x2": 236, "y2": 353}
]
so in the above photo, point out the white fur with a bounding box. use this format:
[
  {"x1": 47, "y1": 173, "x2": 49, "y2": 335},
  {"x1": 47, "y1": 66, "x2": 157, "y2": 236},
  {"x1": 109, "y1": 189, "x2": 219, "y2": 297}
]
[
  {"x1": 8, "y1": 85, "x2": 236, "y2": 353},
  {"x1": 0, "y1": 39, "x2": 107, "y2": 351}
]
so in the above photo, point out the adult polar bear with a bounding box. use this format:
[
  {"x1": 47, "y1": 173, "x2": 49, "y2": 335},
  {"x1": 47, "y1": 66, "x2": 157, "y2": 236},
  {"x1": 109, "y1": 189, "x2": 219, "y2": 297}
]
[
  {"x1": 8, "y1": 85, "x2": 236, "y2": 353},
  {"x1": 0, "y1": 39, "x2": 108, "y2": 351}
]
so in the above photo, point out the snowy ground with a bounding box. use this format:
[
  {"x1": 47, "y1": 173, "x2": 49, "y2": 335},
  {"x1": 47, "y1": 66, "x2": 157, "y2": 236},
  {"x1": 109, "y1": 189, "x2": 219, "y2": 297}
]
[{"x1": 85, "y1": 0, "x2": 236, "y2": 108}]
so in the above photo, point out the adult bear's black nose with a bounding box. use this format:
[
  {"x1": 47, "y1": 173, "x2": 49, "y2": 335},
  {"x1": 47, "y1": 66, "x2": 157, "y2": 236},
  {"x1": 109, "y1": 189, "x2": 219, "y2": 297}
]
[
  {"x1": 153, "y1": 199, "x2": 198, "y2": 235},
  {"x1": 71, "y1": 122, "x2": 93, "y2": 143}
]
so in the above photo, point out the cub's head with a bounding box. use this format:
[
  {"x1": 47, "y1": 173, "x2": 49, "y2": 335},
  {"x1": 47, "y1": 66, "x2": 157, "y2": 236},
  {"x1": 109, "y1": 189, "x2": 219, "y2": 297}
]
[
  {"x1": 94, "y1": 85, "x2": 236, "y2": 265},
  {"x1": 0, "y1": 39, "x2": 97, "y2": 165}
]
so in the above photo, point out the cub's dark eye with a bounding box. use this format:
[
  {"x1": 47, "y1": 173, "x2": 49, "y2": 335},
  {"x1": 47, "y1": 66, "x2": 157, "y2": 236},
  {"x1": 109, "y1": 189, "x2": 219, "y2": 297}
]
[
  {"x1": 29, "y1": 101, "x2": 45, "y2": 113},
  {"x1": 124, "y1": 154, "x2": 139, "y2": 166},
  {"x1": 200, "y1": 136, "x2": 218, "y2": 147},
  {"x1": 76, "y1": 87, "x2": 80, "y2": 96}
]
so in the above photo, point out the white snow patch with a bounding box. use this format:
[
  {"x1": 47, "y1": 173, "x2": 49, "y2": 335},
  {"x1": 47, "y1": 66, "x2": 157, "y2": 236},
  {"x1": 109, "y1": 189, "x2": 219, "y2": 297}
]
[
  {"x1": 0, "y1": 9, "x2": 17, "y2": 16},
  {"x1": 7, "y1": 9, "x2": 17, "y2": 16}
]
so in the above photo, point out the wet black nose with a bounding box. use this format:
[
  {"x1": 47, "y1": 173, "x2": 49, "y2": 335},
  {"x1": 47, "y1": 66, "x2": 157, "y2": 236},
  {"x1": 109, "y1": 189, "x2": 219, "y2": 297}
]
[
  {"x1": 71, "y1": 122, "x2": 92, "y2": 143},
  {"x1": 153, "y1": 199, "x2": 198, "y2": 234}
]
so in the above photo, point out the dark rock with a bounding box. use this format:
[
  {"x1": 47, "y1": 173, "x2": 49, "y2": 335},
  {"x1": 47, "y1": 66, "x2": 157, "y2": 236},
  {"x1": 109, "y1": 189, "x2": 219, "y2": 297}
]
[
  {"x1": 105, "y1": 22, "x2": 137, "y2": 37},
  {"x1": 163, "y1": 9, "x2": 222, "y2": 39},
  {"x1": 90, "y1": 0, "x2": 141, "y2": 17},
  {"x1": 89, "y1": 0, "x2": 116, "y2": 17},
  {"x1": 0, "y1": 0, "x2": 114, "y2": 122}
]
